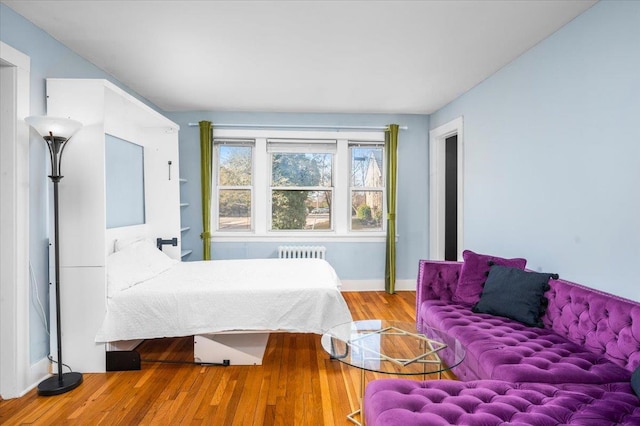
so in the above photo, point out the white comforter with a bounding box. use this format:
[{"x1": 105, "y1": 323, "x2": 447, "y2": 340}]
[{"x1": 95, "y1": 258, "x2": 352, "y2": 342}]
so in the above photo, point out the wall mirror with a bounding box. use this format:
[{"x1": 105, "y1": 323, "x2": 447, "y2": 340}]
[{"x1": 105, "y1": 134, "x2": 145, "y2": 228}]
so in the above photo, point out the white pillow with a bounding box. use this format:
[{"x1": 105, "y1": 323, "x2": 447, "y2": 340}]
[
  {"x1": 107, "y1": 240, "x2": 177, "y2": 298},
  {"x1": 114, "y1": 235, "x2": 153, "y2": 252}
]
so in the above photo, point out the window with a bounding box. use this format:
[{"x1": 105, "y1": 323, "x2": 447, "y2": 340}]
[
  {"x1": 350, "y1": 143, "x2": 384, "y2": 231},
  {"x1": 211, "y1": 129, "x2": 386, "y2": 241},
  {"x1": 215, "y1": 140, "x2": 253, "y2": 231},
  {"x1": 268, "y1": 140, "x2": 335, "y2": 231}
]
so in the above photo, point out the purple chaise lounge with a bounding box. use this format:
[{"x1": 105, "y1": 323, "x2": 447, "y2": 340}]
[{"x1": 364, "y1": 253, "x2": 640, "y2": 425}]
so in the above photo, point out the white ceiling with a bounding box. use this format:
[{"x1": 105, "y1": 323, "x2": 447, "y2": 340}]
[{"x1": 3, "y1": 0, "x2": 596, "y2": 114}]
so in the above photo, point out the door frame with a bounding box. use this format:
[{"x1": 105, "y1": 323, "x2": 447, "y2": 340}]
[
  {"x1": 429, "y1": 117, "x2": 464, "y2": 260},
  {"x1": 0, "y1": 41, "x2": 37, "y2": 398}
]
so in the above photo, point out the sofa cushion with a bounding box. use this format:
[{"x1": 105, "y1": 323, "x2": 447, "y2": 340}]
[
  {"x1": 472, "y1": 266, "x2": 555, "y2": 327},
  {"x1": 419, "y1": 300, "x2": 631, "y2": 384},
  {"x1": 364, "y1": 379, "x2": 640, "y2": 426},
  {"x1": 453, "y1": 250, "x2": 526, "y2": 305}
]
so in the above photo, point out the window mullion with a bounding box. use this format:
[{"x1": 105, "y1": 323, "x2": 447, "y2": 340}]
[
  {"x1": 335, "y1": 139, "x2": 348, "y2": 234},
  {"x1": 254, "y1": 138, "x2": 267, "y2": 234}
]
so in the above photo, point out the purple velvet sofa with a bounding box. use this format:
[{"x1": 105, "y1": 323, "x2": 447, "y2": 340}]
[{"x1": 364, "y1": 259, "x2": 640, "y2": 425}]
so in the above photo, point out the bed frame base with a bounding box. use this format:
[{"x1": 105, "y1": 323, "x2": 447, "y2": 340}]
[{"x1": 194, "y1": 333, "x2": 270, "y2": 366}]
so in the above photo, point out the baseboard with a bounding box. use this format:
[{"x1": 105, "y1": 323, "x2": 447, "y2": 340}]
[
  {"x1": 20, "y1": 356, "x2": 51, "y2": 397},
  {"x1": 340, "y1": 279, "x2": 414, "y2": 292}
]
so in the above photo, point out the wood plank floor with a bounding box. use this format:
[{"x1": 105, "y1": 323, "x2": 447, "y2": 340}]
[{"x1": 0, "y1": 291, "x2": 456, "y2": 425}]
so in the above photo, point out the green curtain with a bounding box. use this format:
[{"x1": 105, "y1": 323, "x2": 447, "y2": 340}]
[
  {"x1": 385, "y1": 124, "x2": 399, "y2": 294},
  {"x1": 199, "y1": 121, "x2": 213, "y2": 260}
]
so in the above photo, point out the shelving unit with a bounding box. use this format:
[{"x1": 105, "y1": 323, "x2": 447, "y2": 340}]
[{"x1": 179, "y1": 177, "x2": 192, "y2": 259}]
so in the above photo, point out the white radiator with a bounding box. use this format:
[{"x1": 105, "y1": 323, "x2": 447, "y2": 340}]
[{"x1": 278, "y1": 245, "x2": 326, "y2": 260}]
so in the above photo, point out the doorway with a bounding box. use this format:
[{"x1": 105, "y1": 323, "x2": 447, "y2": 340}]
[
  {"x1": 444, "y1": 135, "x2": 458, "y2": 261},
  {"x1": 429, "y1": 117, "x2": 464, "y2": 261},
  {"x1": 0, "y1": 41, "x2": 36, "y2": 399}
]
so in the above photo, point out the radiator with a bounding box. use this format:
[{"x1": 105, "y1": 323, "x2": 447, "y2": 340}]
[{"x1": 278, "y1": 245, "x2": 326, "y2": 260}]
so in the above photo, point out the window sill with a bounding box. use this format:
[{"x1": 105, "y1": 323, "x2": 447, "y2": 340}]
[{"x1": 210, "y1": 232, "x2": 388, "y2": 243}]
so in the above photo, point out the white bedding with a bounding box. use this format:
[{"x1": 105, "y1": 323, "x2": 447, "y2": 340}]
[{"x1": 95, "y1": 258, "x2": 353, "y2": 342}]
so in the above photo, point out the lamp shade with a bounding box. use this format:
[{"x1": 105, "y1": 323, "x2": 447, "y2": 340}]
[{"x1": 25, "y1": 116, "x2": 83, "y2": 140}]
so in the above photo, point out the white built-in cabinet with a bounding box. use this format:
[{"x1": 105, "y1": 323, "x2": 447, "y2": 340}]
[{"x1": 45, "y1": 79, "x2": 181, "y2": 372}]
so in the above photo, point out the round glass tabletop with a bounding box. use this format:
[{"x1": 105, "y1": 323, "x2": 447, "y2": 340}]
[{"x1": 321, "y1": 319, "x2": 466, "y2": 376}]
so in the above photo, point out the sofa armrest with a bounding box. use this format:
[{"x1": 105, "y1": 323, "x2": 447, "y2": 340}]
[{"x1": 416, "y1": 260, "x2": 461, "y2": 328}]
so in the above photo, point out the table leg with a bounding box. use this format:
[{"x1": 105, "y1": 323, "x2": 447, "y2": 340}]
[{"x1": 347, "y1": 368, "x2": 365, "y2": 425}]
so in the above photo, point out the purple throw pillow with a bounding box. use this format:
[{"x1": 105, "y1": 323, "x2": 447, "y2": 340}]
[{"x1": 453, "y1": 250, "x2": 527, "y2": 305}]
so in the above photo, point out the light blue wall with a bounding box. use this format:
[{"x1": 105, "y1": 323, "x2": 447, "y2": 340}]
[
  {"x1": 430, "y1": 0, "x2": 640, "y2": 301},
  {"x1": 0, "y1": 3, "x2": 163, "y2": 363},
  {"x1": 166, "y1": 112, "x2": 430, "y2": 280}
]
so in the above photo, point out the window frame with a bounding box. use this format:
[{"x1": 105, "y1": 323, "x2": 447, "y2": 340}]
[
  {"x1": 211, "y1": 128, "x2": 386, "y2": 242},
  {"x1": 268, "y1": 139, "x2": 336, "y2": 232},
  {"x1": 348, "y1": 141, "x2": 386, "y2": 232},
  {"x1": 213, "y1": 139, "x2": 255, "y2": 232}
]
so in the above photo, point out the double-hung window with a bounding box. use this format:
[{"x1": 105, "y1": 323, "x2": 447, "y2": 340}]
[
  {"x1": 349, "y1": 142, "x2": 385, "y2": 231},
  {"x1": 268, "y1": 139, "x2": 336, "y2": 231},
  {"x1": 214, "y1": 139, "x2": 254, "y2": 231},
  {"x1": 211, "y1": 129, "x2": 386, "y2": 240}
]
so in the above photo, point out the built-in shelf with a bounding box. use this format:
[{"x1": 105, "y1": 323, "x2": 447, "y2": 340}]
[{"x1": 179, "y1": 177, "x2": 190, "y2": 258}]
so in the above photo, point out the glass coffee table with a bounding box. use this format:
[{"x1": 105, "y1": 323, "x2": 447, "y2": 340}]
[{"x1": 321, "y1": 319, "x2": 465, "y2": 426}]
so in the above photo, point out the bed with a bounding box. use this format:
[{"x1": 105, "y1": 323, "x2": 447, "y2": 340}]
[{"x1": 95, "y1": 240, "x2": 353, "y2": 346}]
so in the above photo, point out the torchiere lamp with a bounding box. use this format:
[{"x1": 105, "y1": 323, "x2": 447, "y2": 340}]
[{"x1": 25, "y1": 116, "x2": 84, "y2": 396}]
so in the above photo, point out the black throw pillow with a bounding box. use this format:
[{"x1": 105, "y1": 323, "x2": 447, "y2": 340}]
[
  {"x1": 472, "y1": 265, "x2": 557, "y2": 327},
  {"x1": 632, "y1": 365, "x2": 640, "y2": 398}
]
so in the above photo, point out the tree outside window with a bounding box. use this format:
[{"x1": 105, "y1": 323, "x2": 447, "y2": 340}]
[
  {"x1": 217, "y1": 143, "x2": 252, "y2": 230},
  {"x1": 271, "y1": 152, "x2": 333, "y2": 231}
]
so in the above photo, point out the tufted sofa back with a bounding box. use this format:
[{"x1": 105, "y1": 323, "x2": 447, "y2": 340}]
[
  {"x1": 542, "y1": 277, "x2": 640, "y2": 373},
  {"x1": 416, "y1": 260, "x2": 640, "y2": 374}
]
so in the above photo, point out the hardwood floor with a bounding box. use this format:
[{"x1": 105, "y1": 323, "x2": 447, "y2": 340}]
[{"x1": 1, "y1": 291, "x2": 456, "y2": 425}]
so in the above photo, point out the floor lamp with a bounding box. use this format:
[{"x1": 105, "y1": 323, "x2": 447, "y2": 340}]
[{"x1": 25, "y1": 116, "x2": 84, "y2": 396}]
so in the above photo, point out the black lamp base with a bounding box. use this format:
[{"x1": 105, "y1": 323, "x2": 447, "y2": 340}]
[{"x1": 37, "y1": 372, "x2": 83, "y2": 396}]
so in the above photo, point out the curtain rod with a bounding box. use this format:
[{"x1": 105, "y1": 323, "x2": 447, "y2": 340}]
[{"x1": 187, "y1": 123, "x2": 408, "y2": 130}]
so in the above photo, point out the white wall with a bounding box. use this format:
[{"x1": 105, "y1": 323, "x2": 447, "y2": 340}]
[{"x1": 430, "y1": 0, "x2": 640, "y2": 301}]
